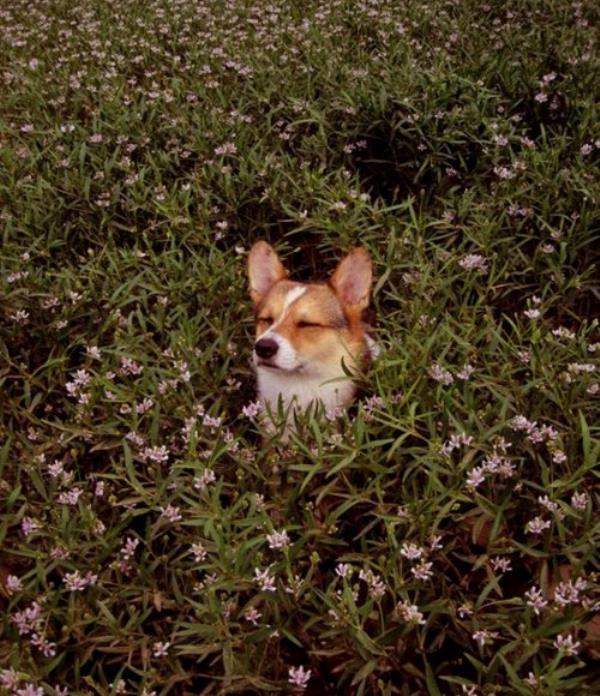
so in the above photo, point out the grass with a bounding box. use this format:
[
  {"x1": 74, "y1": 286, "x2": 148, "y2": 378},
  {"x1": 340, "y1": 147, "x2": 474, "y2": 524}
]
[{"x1": 1, "y1": 0, "x2": 599, "y2": 694}]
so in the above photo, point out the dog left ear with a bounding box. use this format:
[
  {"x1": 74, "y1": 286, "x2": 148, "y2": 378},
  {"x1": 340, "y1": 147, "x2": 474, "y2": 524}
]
[
  {"x1": 248, "y1": 240, "x2": 287, "y2": 305},
  {"x1": 330, "y1": 247, "x2": 372, "y2": 311}
]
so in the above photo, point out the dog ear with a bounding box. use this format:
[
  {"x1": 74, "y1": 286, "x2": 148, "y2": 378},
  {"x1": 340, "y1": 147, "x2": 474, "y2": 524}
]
[
  {"x1": 248, "y1": 241, "x2": 287, "y2": 304},
  {"x1": 330, "y1": 247, "x2": 372, "y2": 311}
]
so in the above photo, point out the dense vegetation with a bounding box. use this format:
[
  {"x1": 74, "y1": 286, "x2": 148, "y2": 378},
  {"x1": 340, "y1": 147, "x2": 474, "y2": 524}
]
[{"x1": 1, "y1": 0, "x2": 599, "y2": 693}]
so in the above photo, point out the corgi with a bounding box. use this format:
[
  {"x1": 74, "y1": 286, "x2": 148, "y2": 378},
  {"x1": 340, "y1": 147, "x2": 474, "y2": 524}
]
[{"x1": 247, "y1": 240, "x2": 375, "y2": 424}]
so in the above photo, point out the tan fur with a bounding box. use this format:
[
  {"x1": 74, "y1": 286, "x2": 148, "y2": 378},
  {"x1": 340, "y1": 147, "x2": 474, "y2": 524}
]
[{"x1": 247, "y1": 242, "x2": 373, "y2": 425}]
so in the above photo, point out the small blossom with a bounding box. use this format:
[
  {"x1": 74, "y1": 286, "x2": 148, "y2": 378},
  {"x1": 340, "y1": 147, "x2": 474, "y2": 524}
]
[
  {"x1": 456, "y1": 363, "x2": 475, "y2": 380},
  {"x1": 17, "y1": 686, "x2": 44, "y2": 696},
  {"x1": 266, "y1": 530, "x2": 290, "y2": 550},
  {"x1": 193, "y1": 468, "x2": 216, "y2": 491},
  {"x1": 254, "y1": 567, "x2": 276, "y2": 593},
  {"x1": 142, "y1": 445, "x2": 169, "y2": 464},
  {"x1": 554, "y1": 578, "x2": 587, "y2": 607},
  {"x1": 490, "y1": 557, "x2": 512, "y2": 573},
  {"x1": 244, "y1": 606, "x2": 262, "y2": 624},
  {"x1": 152, "y1": 641, "x2": 170, "y2": 657},
  {"x1": 57, "y1": 486, "x2": 83, "y2": 506},
  {"x1": 335, "y1": 563, "x2": 353, "y2": 579},
  {"x1": 553, "y1": 633, "x2": 580, "y2": 656},
  {"x1": 396, "y1": 599, "x2": 426, "y2": 625},
  {"x1": 6, "y1": 574, "x2": 24, "y2": 595},
  {"x1": 359, "y1": 569, "x2": 386, "y2": 599},
  {"x1": 526, "y1": 516, "x2": 551, "y2": 535},
  {"x1": 242, "y1": 400, "x2": 263, "y2": 418},
  {"x1": 538, "y1": 495, "x2": 559, "y2": 513},
  {"x1": 21, "y1": 517, "x2": 41, "y2": 537},
  {"x1": 525, "y1": 673, "x2": 542, "y2": 688},
  {"x1": 160, "y1": 505, "x2": 182, "y2": 523},
  {"x1": 459, "y1": 254, "x2": 489, "y2": 273},
  {"x1": 288, "y1": 665, "x2": 311, "y2": 690},
  {"x1": 571, "y1": 491, "x2": 589, "y2": 511},
  {"x1": 472, "y1": 629, "x2": 497, "y2": 648},
  {"x1": 214, "y1": 142, "x2": 237, "y2": 156},
  {"x1": 191, "y1": 542, "x2": 207, "y2": 562},
  {"x1": 458, "y1": 604, "x2": 473, "y2": 618},
  {"x1": 411, "y1": 561, "x2": 433, "y2": 582},
  {"x1": 466, "y1": 466, "x2": 486, "y2": 490},
  {"x1": 400, "y1": 542, "x2": 424, "y2": 561},
  {"x1": 0, "y1": 669, "x2": 19, "y2": 691},
  {"x1": 525, "y1": 586, "x2": 548, "y2": 615},
  {"x1": 429, "y1": 364, "x2": 454, "y2": 385},
  {"x1": 64, "y1": 570, "x2": 98, "y2": 591}
]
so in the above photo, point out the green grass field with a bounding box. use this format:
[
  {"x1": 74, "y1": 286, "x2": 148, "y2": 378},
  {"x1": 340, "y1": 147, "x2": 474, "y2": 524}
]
[{"x1": 1, "y1": 0, "x2": 599, "y2": 694}]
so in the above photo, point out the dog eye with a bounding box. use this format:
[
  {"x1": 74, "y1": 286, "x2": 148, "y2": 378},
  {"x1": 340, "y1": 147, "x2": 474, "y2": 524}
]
[
  {"x1": 258, "y1": 317, "x2": 273, "y2": 325},
  {"x1": 297, "y1": 320, "x2": 321, "y2": 328}
]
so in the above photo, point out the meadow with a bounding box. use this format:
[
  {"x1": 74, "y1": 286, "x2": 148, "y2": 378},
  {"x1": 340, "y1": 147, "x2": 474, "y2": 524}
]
[{"x1": 1, "y1": 0, "x2": 599, "y2": 693}]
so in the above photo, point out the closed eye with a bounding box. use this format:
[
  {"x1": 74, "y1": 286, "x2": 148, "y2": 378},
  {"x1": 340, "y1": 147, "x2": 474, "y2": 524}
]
[
  {"x1": 297, "y1": 320, "x2": 322, "y2": 328},
  {"x1": 258, "y1": 317, "x2": 274, "y2": 325}
]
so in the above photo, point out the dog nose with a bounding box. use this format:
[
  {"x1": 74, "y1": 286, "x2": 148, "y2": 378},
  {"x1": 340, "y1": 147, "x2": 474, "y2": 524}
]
[{"x1": 255, "y1": 337, "x2": 278, "y2": 360}]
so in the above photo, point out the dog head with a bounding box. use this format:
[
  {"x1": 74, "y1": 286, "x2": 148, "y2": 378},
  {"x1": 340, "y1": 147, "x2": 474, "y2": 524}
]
[{"x1": 247, "y1": 241, "x2": 372, "y2": 380}]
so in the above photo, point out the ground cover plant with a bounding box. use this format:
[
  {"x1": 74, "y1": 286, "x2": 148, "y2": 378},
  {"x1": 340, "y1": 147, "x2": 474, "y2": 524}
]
[{"x1": 1, "y1": 0, "x2": 599, "y2": 693}]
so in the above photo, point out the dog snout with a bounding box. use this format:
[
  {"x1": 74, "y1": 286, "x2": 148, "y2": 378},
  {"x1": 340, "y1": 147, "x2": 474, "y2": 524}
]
[{"x1": 255, "y1": 337, "x2": 278, "y2": 360}]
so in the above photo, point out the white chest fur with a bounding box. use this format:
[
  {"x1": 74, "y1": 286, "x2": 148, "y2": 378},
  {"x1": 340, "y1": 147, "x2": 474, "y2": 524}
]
[{"x1": 257, "y1": 366, "x2": 356, "y2": 416}]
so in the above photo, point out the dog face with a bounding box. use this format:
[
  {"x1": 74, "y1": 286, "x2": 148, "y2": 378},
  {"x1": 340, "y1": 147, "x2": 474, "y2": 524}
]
[{"x1": 247, "y1": 241, "x2": 372, "y2": 407}]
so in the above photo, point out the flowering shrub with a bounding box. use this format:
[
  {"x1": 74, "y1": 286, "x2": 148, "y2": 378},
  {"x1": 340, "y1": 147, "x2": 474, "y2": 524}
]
[{"x1": 1, "y1": 0, "x2": 599, "y2": 694}]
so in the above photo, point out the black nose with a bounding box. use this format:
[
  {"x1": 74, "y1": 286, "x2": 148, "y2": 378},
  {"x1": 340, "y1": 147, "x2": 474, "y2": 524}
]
[{"x1": 255, "y1": 337, "x2": 278, "y2": 360}]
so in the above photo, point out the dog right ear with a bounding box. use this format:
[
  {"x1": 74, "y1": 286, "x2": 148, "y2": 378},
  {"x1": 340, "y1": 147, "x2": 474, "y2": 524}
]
[{"x1": 247, "y1": 241, "x2": 287, "y2": 305}]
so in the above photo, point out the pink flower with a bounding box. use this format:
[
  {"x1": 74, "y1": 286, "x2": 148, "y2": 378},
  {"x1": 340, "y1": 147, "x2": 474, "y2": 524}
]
[
  {"x1": 266, "y1": 530, "x2": 290, "y2": 550},
  {"x1": 472, "y1": 629, "x2": 497, "y2": 648},
  {"x1": 193, "y1": 469, "x2": 216, "y2": 491},
  {"x1": 6, "y1": 574, "x2": 23, "y2": 595},
  {"x1": 21, "y1": 517, "x2": 41, "y2": 537},
  {"x1": 459, "y1": 254, "x2": 489, "y2": 273},
  {"x1": 400, "y1": 543, "x2": 424, "y2": 560},
  {"x1": 160, "y1": 505, "x2": 182, "y2": 523},
  {"x1": 411, "y1": 561, "x2": 433, "y2": 582},
  {"x1": 335, "y1": 563, "x2": 353, "y2": 578},
  {"x1": 396, "y1": 600, "x2": 426, "y2": 625},
  {"x1": 490, "y1": 557, "x2": 511, "y2": 573},
  {"x1": 191, "y1": 542, "x2": 207, "y2": 562},
  {"x1": 525, "y1": 586, "x2": 548, "y2": 615},
  {"x1": 526, "y1": 516, "x2": 551, "y2": 535},
  {"x1": 64, "y1": 570, "x2": 97, "y2": 591},
  {"x1": 429, "y1": 364, "x2": 454, "y2": 385},
  {"x1": 244, "y1": 606, "x2": 262, "y2": 624},
  {"x1": 288, "y1": 665, "x2": 311, "y2": 690},
  {"x1": 152, "y1": 641, "x2": 170, "y2": 657},
  {"x1": 254, "y1": 567, "x2": 276, "y2": 593},
  {"x1": 553, "y1": 633, "x2": 580, "y2": 656},
  {"x1": 242, "y1": 400, "x2": 263, "y2": 419},
  {"x1": 571, "y1": 491, "x2": 589, "y2": 510}
]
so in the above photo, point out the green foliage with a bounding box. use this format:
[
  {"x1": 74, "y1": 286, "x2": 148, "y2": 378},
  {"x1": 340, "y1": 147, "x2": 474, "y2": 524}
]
[{"x1": 1, "y1": 0, "x2": 599, "y2": 694}]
